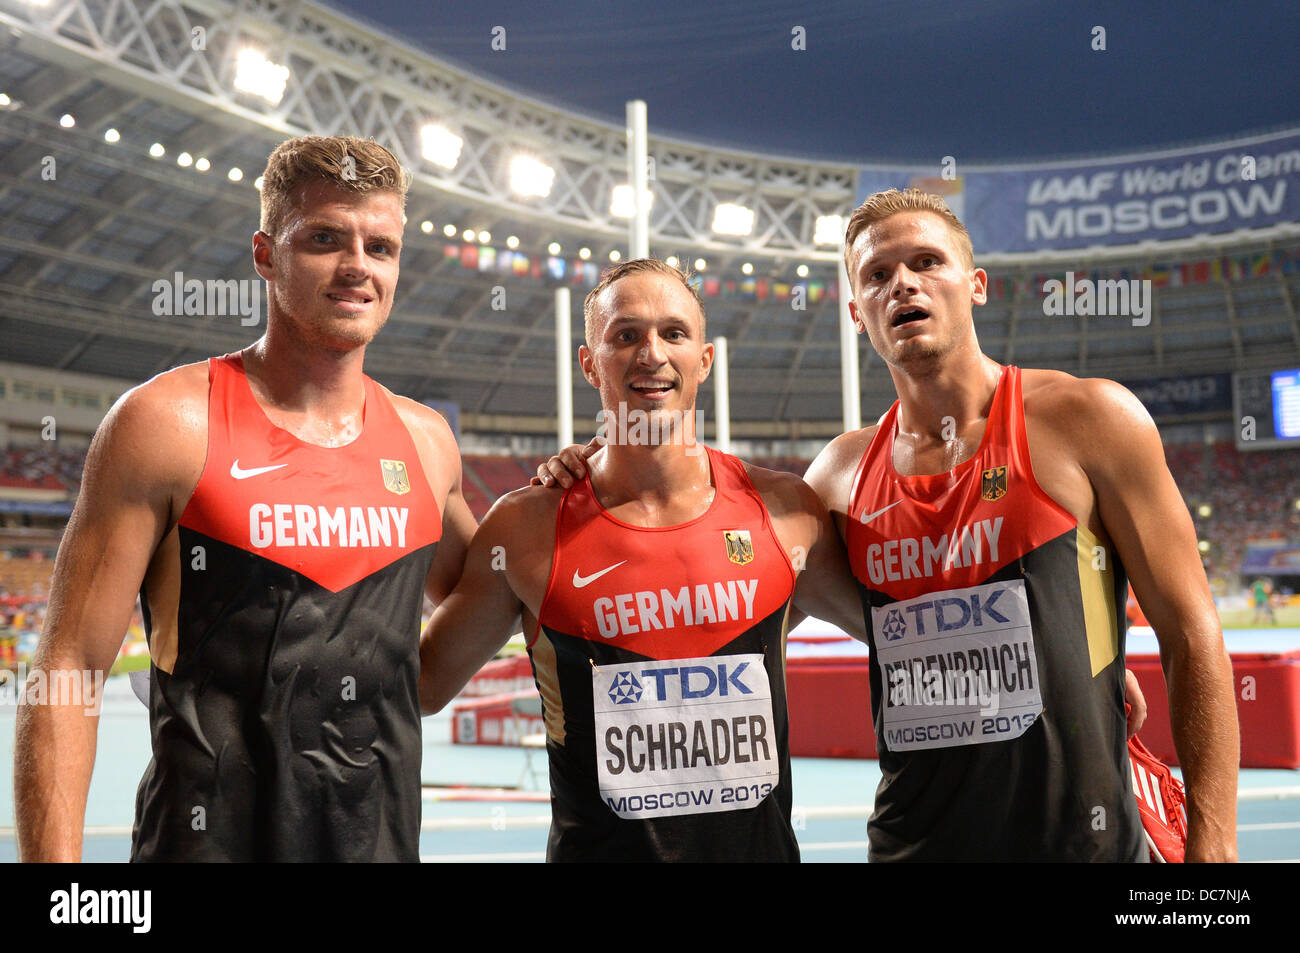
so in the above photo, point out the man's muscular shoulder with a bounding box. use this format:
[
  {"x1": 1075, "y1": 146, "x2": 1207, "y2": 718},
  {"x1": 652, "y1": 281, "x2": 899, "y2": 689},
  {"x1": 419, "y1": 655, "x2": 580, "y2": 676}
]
[
  {"x1": 385, "y1": 389, "x2": 460, "y2": 493},
  {"x1": 1020, "y1": 368, "x2": 1154, "y2": 460}
]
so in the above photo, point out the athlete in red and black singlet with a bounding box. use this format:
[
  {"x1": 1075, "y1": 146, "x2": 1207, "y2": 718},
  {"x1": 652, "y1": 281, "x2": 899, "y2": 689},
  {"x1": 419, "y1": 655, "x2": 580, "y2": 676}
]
[
  {"x1": 131, "y1": 354, "x2": 442, "y2": 862},
  {"x1": 533, "y1": 447, "x2": 799, "y2": 862},
  {"x1": 846, "y1": 365, "x2": 1145, "y2": 861}
]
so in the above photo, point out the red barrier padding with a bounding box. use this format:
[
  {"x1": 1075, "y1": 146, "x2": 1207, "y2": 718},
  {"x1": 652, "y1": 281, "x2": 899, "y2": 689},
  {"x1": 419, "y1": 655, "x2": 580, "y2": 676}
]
[
  {"x1": 450, "y1": 690, "x2": 544, "y2": 747},
  {"x1": 787, "y1": 645, "x2": 1300, "y2": 768}
]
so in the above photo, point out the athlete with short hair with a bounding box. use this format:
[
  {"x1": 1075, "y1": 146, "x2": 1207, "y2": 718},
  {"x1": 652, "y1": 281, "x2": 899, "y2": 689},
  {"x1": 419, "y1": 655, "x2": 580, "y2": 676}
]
[
  {"x1": 797, "y1": 188, "x2": 1239, "y2": 861},
  {"x1": 15, "y1": 136, "x2": 476, "y2": 862},
  {"x1": 418, "y1": 259, "x2": 864, "y2": 862}
]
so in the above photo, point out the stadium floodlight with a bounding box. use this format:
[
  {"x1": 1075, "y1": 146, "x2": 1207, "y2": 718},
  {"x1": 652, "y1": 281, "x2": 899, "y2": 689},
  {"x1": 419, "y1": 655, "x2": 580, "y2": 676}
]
[
  {"x1": 443, "y1": 224, "x2": 457, "y2": 237},
  {"x1": 104, "y1": 128, "x2": 120, "y2": 144},
  {"x1": 195, "y1": 157, "x2": 211, "y2": 172},
  {"x1": 665, "y1": 256, "x2": 679, "y2": 268},
  {"x1": 609, "y1": 250, "x2": 622, "y2": 262},
  {"x1": 610, "y1": 184, "x2": 654, "y2": 218},
  {"x1": 420, "y1": 124, "x2": 463, "y2": 170},
  {"x1": 712, "y1": 203, "x2": 754, "y2": 236},
  {"x1": 176, "y1": 152, "x2": 193, "y2": 168},
  {"x1": 506, "y1": 235, "x2": 520, "y2": 249},
  {"x1": 462, "y1": 228, "x2": 475, "y2": 242},
  {"x1": 814, "y1": 214, "x2": 845, "y2": 246},
  {"x1": 234, "y1": 48, "x2": 290, "y2": 105},
  {"x1": 1197, "y1": 503, "x2": 1212, "y2": 517},
  {"x1": 59, "y1": 114, "x2": 75, "y2": 128},
  {"x1": 227, "y1": 168, "x2": 244, "y2": 182},
  {"x1": 579, "y1": 247, "x2": 591, "y2": 260},
  {"x1": 0, "y1": 94, "x2": 10, "y2": 107},
  {"x1": 254, "y1": 176, "x2": 265, "y2": 191},
  {"x1": 547, "y1": 242, "x2": 562, "y2": 255},
  {"x1": 420, "y1": 220, "x2": 434, "y2": 234},
  {"x1": 742, "y1": 262, "x2": 753, "y2": 275},
  {"x1": 149, "y1": 143, "x2": 165, "y2": 158},
  {"x1": 478, "y1": 231, "x2": 492, "y2": 244},
  {"x1": 510, "y1": 155, "x2": 555, "y2": 198},
  {"x1": 694, "y1": 258, "x2": 707, "y2": 271},
  {"x1": 796, "y1": 264, "x2": 809, "y2": 278}
]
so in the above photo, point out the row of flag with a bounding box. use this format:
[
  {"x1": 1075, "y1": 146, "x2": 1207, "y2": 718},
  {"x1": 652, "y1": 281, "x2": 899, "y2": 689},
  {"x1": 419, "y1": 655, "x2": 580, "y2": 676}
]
[
  {"x1": 443, "y1": 240, "x2": 1300, "y2": 305},
  {"x1": 1000, "y1": 248, "x2": 1300, "y2": 300},
  {"x1": 441, "y1": 242, "x2": 837, "y2": 304}
]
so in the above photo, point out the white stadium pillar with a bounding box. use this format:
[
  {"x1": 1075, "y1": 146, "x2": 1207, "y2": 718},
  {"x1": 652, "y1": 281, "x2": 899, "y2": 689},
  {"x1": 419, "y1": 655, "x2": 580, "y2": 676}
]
[
  {"x1": 555, "y1": 287, "x2": 573, "y2": 450},
  {"x1": 839, "y1": 267, "x2": 862, "y2": 433},
  {"x1": 626, "y1": 100, "x2": 650, "y2": 260},
  {"x1": 713, "y1": 335, "x2": 730, "y2": 454}
]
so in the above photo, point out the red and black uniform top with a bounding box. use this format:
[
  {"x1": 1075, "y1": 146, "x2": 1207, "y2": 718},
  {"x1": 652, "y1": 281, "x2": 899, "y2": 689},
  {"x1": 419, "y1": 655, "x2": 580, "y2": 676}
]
[
  {"x1": 845, "y1": 365, "x2": 1144, "y2": 862},
  {"x1": 132, "y1": 353, "x2": 441, "y2": 862},
  {"x1": 533, "y1": 447, "x2": 799, "y2": 862}
]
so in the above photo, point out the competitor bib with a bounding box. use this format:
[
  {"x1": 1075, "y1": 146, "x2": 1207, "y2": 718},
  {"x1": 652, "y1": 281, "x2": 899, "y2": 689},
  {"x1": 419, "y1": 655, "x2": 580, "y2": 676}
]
[
  {"x1": 593, "y1": 653, "x2": 779, "y2": 820},
  {"x1": 872, "y1": 579, "x2": 1043, "y2": 752}
]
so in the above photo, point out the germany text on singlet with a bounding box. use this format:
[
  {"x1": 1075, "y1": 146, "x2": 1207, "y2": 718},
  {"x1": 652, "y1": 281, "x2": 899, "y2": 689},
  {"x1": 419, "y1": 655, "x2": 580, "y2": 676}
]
[
  {"x1": 845, "y1": 365, "x2": 1145, "y2": 862},
  {"x1": 131, "y1": 354, "x2": 441, "y2": 861},
  {"x1": 532, "y1": 447, "x2": 799, "y2": 861}
]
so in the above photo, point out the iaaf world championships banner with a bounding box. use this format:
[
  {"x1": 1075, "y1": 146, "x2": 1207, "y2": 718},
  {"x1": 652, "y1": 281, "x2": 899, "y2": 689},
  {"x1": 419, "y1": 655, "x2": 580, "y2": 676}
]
[{"x1": 856, "y1": 128, "x2": 1300, "y2": 254}]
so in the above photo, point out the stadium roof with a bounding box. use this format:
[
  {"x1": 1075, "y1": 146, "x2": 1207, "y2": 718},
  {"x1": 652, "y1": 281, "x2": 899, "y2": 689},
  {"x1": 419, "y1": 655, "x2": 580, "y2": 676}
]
[
  {"x1": 0, "y1": 0, "x2": 1297, "y2": 435},
  {"x1": 326, "y1": 0, "x2": 1300, "y2": 164}
]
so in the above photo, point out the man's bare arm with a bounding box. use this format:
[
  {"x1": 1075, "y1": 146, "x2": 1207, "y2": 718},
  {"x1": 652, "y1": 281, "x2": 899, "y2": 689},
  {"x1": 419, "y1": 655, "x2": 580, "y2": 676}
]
[
  {"x1": 756, "y1": 470, "x2": 867, "y2": 641},
  {"x1": 418, "y1": 496, "x2": 530, "y2": 714},
  {"x1": 14, "y1": 377, "x2": 199, "y2": 861},
  {"x1": 1073, "y1": 379, "x2": 1239, "y2": 861}
]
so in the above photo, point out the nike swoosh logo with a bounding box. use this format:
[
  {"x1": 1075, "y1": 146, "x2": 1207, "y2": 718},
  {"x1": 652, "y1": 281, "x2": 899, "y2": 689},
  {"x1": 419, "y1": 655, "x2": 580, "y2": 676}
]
[
  {"x1": 230, "y1": 460, "x2": 288, "y2": 480},
  {"x1": 859, "y1": 500, "x2": 903, "y2": 524},
  {"x1": 572, "y1": 560, "x2": 628, "y2": 588}
]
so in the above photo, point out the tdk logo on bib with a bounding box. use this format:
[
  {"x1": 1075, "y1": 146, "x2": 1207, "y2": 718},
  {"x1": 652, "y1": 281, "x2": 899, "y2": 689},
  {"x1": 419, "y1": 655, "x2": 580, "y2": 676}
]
[
  {"x1": 634, "y1": 662, "x2": 754, "y2": 703},
  {"x1": 883, "y1": 582, "x2": 1013, "y2": 642},
  {"x1": 609, "y1": 672, "x2": 643, "y2": 705},
  {"x1": 881, "y1": 608, "x2": 907, "y2": 641}
]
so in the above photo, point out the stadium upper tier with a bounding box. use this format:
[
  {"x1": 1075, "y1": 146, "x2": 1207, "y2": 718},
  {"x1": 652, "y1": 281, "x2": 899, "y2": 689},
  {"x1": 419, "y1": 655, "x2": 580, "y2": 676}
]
[{"x1": 0, "y1": 0, "x2": 1298, "y2": 426}]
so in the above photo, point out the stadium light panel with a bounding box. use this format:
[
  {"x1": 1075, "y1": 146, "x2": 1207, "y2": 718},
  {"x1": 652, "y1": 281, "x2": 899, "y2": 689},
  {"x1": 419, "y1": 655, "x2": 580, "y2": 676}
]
[
  {"x1": 665, "y1": 256, "x2": 679, "y2": 268},
  {"x1": 609, "y1": 250, "x2": 622, "y2": 262},
  {"x1": 59, "y1": 114, "x2": 75, "y2": 128},
  {"x1": 177, "y1": 152, "x2": 193, "y2": 168},
  {"x1": 712, "y1": 203, "x2": 754, "y2": 236},
  {"x1": 814, "y1": 214, "x2": 845, "y2": 246},
  {"x1": 694, "y1": 258, "x2": 707, "y2": 271},
  {"x1": 506, "y1": 235, "x2": 520, "y2": 249},
  {"x1": 149, "y1": 143, "x2": 165, "y2": 158},
  {"x1": 547, "y1": 242, "x2": 562, "y2": 255},
  {"x1": 443, "y1": 224, "x2": 457, "y2": 238},
  {"x1": 227, "y1": 168, "x2": 244, "y2": 182},
  {"x1": 420, "y1": 124, "x2": 463, "y2": 170},
  {"x1": 195, "y1": 157, "x2": 211, "y2": 172},
  {"x1": 104, "y1": 128, "x2": 120, "y2": 144},
  {"x1": 796, "y1": 264, "x2": 809, "y2": 278},
  {"x1": 478, "y1": 231, "x2": 492, "y2": 244},
  {"x1": 510, "y1": 155, "x2": 555, "y2": 198},
  {"x1": 610, "y1": 184, "x2": 654, "y2": 218},
  {"x1": 462, "y1": 229, "x2": 475, "y2": 242},
  {"x1": 742, "y1": 262, "x2": 753, "y2": 275},
  {"x1": 579, "y1": 247, "x2": 591, "y2": 260},
  {"x1": 420, "y1": 221, "x2": 433, "y2": 234},
  {"x1": 233, "y1": 49, "x2": 290, "y2": 105}
]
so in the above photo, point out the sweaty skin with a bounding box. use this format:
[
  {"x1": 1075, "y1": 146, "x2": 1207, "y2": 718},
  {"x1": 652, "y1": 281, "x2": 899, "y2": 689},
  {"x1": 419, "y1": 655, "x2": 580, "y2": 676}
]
[
  {"x1": 419, "y1": 271, "x2": 865, "y2": 715},
  {"x1": 14, "y1": 181, "x2": 476, "y2": 861},
  {"x1": 803, "y1": 209, "x2": 1237, "y2": 861}
]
